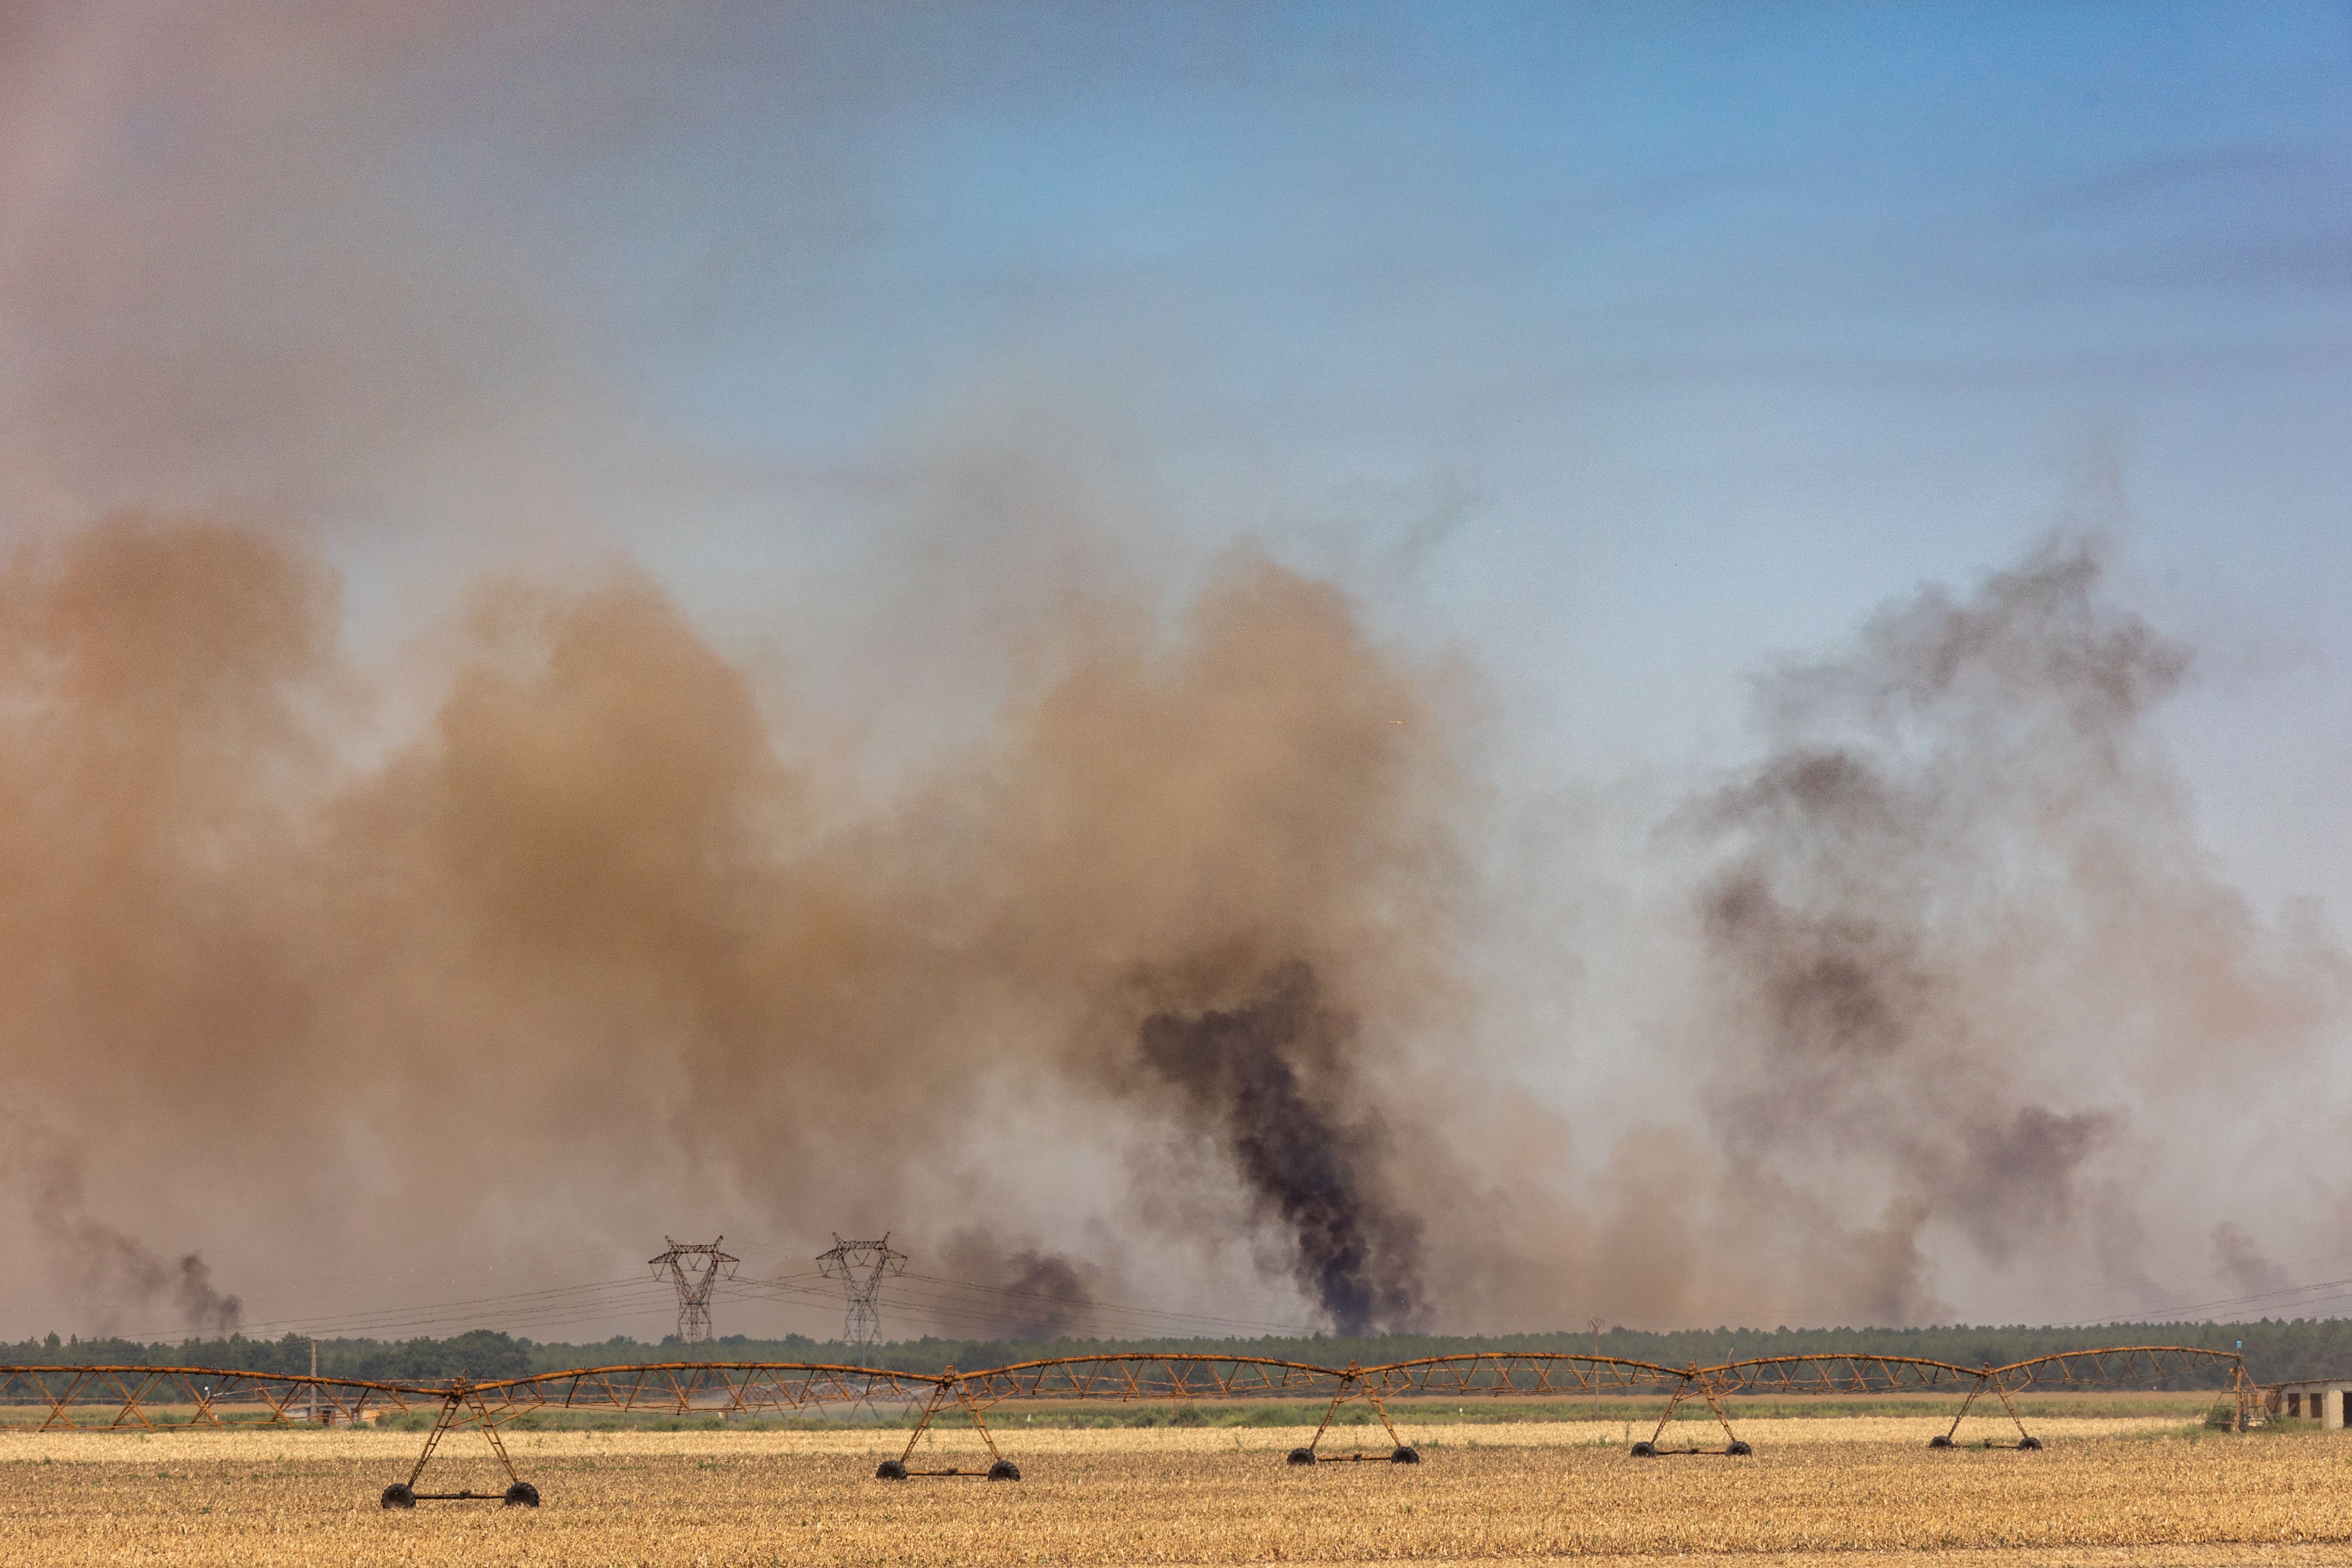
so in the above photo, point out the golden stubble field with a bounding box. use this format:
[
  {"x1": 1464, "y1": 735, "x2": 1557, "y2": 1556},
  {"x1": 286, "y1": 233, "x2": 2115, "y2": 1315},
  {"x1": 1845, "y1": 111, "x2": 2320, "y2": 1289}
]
[{"x1": 4, "y1": 1418, "x2": 2351, "y2": 1567}]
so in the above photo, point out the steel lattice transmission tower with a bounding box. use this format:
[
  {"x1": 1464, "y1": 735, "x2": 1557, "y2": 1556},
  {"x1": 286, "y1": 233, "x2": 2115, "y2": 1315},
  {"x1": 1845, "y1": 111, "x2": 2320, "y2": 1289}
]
[
  {"x1": 648, "y1": 1237, "x2": 739, "y2": 1345},
  {"x1": 816, "y1": 1233, "x2": 906, "y2": 1349}
]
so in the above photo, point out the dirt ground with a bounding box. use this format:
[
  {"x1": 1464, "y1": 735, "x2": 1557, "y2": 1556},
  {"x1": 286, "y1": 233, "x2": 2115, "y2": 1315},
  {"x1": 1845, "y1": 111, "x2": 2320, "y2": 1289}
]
[{"x1": 3, "y1": 1418, "x2": 2348, "y2": 1565}]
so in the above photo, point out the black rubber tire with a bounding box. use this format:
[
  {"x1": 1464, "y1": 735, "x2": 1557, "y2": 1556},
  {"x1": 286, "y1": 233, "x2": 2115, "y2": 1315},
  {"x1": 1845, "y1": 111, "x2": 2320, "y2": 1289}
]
[
  {"x1": 380, "y1": 1483, "x2": 417, "y2": 1510},
  {"x1": 875, "y1": 1459, "x2": 909, "y2": 1481},
  {"x1": 1285, "y1": 1447, "x2": 1317, "y2": 1466},
  {"x1": 503, "y1": 1481, "x2": 540, "y2": 1508},
  {"x1": 1927, "y1": 1434, "x2": 1954, "y2": 1449},
  {"x1": 1628, "y1": 1441, "x2": 1657, "y2": 1458},
  {"x1": 1725, "y1": 1440, "x2": 1753, "y2": 1456},
  {"x1": 1389, "y1": 1445, "x2": 1420, "y2": 1465},
  {"x1": 2017, "y1": 1436, "x2": 2043, "y2": 1451},
  {"x1": 986, "y1": 1459, "x2": 1021, "y2": 1481}
]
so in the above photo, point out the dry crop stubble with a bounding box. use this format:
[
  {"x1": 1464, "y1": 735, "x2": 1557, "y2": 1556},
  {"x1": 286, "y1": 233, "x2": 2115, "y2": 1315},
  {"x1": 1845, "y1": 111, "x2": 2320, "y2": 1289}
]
[{"x1": 3, "y1": 1423, "x2": 2351, "y2": 1565}]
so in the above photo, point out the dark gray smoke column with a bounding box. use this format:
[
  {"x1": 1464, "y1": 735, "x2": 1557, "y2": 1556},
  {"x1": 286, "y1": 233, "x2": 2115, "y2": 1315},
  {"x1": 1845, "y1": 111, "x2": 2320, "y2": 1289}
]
[
  {"x1": 13, "y1": 1130, "x2": 246, "y2": 1339},
  {"x1": 1688, "y1": 540, "x2": 2230, "y2": 1320},
  {"x1": 1138, "y1": 961, "x2": 1423, "y2": 1334}
]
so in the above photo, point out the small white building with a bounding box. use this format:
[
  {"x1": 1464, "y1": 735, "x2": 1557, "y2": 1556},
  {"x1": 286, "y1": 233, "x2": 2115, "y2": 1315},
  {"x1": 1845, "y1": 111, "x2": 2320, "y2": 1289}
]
[{"x1": 2266, "y1": 1381, "x2": 2351, "y2": 1429}]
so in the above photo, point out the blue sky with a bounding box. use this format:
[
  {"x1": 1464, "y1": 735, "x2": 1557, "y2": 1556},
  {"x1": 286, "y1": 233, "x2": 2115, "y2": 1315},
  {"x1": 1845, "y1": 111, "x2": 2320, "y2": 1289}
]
[
  {"x1": 508, "y1": 0, "x2": 2350, "y2": 903},
  {"x1": 592, "y1": 4, "x2": 2345, "y2": 458}
]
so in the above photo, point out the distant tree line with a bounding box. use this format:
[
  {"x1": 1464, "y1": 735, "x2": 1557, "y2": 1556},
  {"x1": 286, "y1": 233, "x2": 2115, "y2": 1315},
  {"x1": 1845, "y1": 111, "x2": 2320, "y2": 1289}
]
[
  {"x1": 0, "y1": 1328, "x2": 536, "y2": 1382},
  {"x1": 5, "y1": 1320, "x2": 2344, "y2": 1389}
]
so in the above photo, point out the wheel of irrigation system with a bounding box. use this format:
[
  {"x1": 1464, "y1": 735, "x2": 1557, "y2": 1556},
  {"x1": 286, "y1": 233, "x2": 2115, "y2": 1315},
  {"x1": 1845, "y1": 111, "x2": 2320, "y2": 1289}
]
[
  {"x1": 1285, "y1": 1447, "x2": 1317, "y2": 1466},
  {"x1": 1927, "y1": 1434, "x2": 1954, "y2": 1448},
  {"x1": 987, "y1": 1459, "x2": 1021, "y2": 1481},
  {"x1": 379, "y1": 1483, "x2": 417, "y2": 1510},
  {"x1": 1389, "y1": 1445, "x2": 1420, "y2": 1465},
  {"x1": 1725, "y1": 1440, "x2": 1753, "y2": 1456},
  {"x1": 875, "y1": 1459, "x2": 909, "y2": 1480},
  {"x1": 1628, "y1": 1441, "x2": 1657, "y2": 1457},
  {"x1": 2017, "y1": 1436, "x2": 2044, "y2": 1450},
  {"x1": 503, "y1": 1481, "x2": 541, "y2": 1507}
]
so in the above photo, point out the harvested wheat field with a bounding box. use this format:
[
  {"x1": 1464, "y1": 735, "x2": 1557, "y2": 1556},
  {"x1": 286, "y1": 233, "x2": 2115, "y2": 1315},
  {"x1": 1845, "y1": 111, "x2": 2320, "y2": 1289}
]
[{"x1": 4, "y1": 1420, "x2": 2350, "y2": 1567}]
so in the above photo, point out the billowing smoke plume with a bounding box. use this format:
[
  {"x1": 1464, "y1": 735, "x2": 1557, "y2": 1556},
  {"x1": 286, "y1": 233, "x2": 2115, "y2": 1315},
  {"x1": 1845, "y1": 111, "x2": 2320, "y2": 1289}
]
[
  {"x1": 0, "y1": 513, "x2": 1464, "y2": 1336},
  {"x1": 937, "y1": 1231, "x2": 1104, "y2": 1341},
  {"x1": 2211, "y1": 1223, "x2": 2291, "y2": 1299},
  {"x1": 990, "y1": 1253, "x2": 1095, "y2": 1341},
  {"x1": 3, "y1": 511, "x2": 2342, "y2": 1340},
  {"x1": 163, "y1": 1257, "x2": 244, "y2": 1339},
  {"x1": 9, "y1": 1131, "x2": 243, "y2": 1338},
  {"x1": 1138, "y1": 963, "x2": 1423, "y2": 1333},
  {"x1": 1678, "y1": 542, "x2": 2336, "y2": 1322}
]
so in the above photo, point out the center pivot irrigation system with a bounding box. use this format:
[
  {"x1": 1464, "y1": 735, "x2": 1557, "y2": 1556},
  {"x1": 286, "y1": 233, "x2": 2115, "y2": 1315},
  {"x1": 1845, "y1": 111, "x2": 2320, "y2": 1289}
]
[{"x1": 0, "y1": 1344, "x2": 2255, "y2": 1506}]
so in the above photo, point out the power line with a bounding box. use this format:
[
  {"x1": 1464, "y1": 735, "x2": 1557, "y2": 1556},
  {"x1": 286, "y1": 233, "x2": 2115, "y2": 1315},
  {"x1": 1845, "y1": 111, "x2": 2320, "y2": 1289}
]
[
  {"x1": 0, "y1": 1243, "x2": 646, "y2": 1316},
  {"x1": 59, "y1": 1277, "x2": 681, "y2": 1348},
  {"x1": 2050, "y1": 1273, "x2": 2352, "y2": 1329},
  {"x1": 48, "y1": 1237, "x2": 2352, "y2": 1359},
  {"x1": 718, "y1": 1258, "x2": 1324, "y2": 1340},
  {"x1": 893, "y1": 1273, "x2": 1320, "y2": 1337},
  {"x1": 719, "y1": 1270, "x2": 1321, "y2": 1345}
]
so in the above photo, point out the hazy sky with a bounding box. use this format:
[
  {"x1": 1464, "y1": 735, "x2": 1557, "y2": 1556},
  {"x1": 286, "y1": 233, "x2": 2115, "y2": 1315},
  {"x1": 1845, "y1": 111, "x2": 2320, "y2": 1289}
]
[
  {"x1": 14, "y1": 2, "x2": 2345, "y2": 883},
  {"x1": 2, "y1": 2, "x2": 2347, "y2": 1344}
]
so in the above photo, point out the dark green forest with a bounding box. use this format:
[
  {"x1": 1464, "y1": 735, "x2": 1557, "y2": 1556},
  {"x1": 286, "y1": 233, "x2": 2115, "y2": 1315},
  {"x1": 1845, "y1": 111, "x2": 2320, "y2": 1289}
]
[{"x1": 3, "y1": 1320, "x2": 2342, "y2": 1388}]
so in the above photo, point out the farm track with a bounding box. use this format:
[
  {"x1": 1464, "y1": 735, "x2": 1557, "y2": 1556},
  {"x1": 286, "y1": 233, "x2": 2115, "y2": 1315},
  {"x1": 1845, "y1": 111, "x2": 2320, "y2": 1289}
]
[{"x1": 4, "y1": 1423, "x2": 2351, "y2": 1565}]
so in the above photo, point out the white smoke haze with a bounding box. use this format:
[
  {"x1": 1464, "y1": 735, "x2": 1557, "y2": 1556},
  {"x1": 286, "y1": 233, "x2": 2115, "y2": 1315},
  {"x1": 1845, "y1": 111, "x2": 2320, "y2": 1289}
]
[{"x1": 0, "y1": 6, "x2": 2344, "y2": 1345}]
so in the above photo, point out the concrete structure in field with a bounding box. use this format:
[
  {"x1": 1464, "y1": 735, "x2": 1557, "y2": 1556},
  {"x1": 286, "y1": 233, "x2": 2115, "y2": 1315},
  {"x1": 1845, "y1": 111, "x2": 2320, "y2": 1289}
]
[{"x1": 2266, "y1": 1380, "x2": 2350, "y2": 1428}]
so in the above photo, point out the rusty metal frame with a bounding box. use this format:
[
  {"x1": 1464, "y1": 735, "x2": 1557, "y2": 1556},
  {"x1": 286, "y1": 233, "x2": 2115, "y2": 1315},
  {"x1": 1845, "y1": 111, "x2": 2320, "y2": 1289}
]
[
  {"x1": 883, "y1": 1368, "x2": 1019, "y2": 1478},
  {"x1": 0, "y1": 1365, "x2": 418, "y2": 1430},
  {"x1": 1624, "y1": 1363, "x2": 1749, "y2": 1456},
  {"x1": 1706, "y1": 1353, "x2": 1984, "y2": 1396},
  {"x1": 1702, "y1": 1345, "x2": 2247, "y2": 1452},
  {"x1": 1350, "y1": 1352, "x2": 1697, "y2": 1463},
  {"x1": 1282, "y1": 1361, "x2": 1408, "y2": 1465},
  {"x1": 485, "y1": 1358, "x2": 948, "y2": 1419},
  {"x1": 387, "y1": 1378, "x2": 535, "y2": 1504},
  {"x1": 1, "y1": 1343, "x2": 2250, "y2": 1498}
]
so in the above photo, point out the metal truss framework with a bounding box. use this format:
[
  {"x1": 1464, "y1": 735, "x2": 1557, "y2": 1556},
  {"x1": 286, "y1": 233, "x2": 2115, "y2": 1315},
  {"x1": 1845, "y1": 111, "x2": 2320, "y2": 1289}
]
[
  {"x1": 0, "y1": 1344, "x2": 2256, "y2": 1503},
  {"x1": 815, "y1": 1234, "x2": 905, "y2": 1350},
  {"x1": 648, "y1": 1237, "x2": 739, "y2": 1346}
]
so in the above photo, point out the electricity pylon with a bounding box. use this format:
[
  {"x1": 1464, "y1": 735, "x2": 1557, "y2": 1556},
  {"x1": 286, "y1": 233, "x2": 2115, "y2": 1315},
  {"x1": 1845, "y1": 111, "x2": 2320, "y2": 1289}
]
[
  {"x1": 816, "y1": 1233, "x2": 906, "y2": 1349},
  {"x1": 649, "y1": 1237, "x2": 739, "y2": 1345}
]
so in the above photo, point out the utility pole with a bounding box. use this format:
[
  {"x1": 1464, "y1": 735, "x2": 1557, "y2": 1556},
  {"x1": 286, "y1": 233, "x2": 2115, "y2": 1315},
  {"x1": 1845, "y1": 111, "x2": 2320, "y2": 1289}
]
[
  {"x1": 309, "y1": 1338, "x2": 319, "y2": 1425},
  {"x1": 648, "y1": 1237, "x2": 740, "y2": 1345},
  {"x1": 1590, "y1": 1316, "x2": 1608, "y2": 1419},
  {"x1": 816, "y1": 1233, "x2": 907, "y2": 1350}
]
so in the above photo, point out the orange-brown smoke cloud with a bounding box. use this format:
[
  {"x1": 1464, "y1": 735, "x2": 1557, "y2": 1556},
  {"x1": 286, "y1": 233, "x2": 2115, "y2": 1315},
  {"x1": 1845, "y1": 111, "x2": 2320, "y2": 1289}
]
[
  {"x1": 0, "y1": 512, "x2": 1488, "y2": 1336},
  {"x1": 1, "y1": 516, "x2": 2343, "y2": 1341}
]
